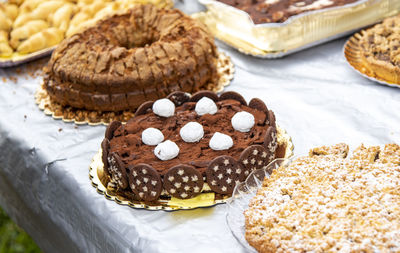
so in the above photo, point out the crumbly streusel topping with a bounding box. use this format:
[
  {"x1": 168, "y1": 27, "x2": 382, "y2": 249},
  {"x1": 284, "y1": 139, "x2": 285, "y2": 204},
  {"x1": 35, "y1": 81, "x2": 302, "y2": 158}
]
[
  {"x1": 360, "y1": 15, "x2": 400, "y2": 65},
  {"x1": 245, "y1": 143, "x2": 400, "y2": 252}
]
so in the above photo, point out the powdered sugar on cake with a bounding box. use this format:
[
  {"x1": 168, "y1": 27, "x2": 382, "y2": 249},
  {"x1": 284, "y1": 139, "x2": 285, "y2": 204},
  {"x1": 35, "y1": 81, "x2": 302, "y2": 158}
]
[
  {"x1": 245, "y1": 143, "x2": 400, "y2": 252},
  {"x1": 288, "y1": 0, "x2": 333, "y2": 12}
]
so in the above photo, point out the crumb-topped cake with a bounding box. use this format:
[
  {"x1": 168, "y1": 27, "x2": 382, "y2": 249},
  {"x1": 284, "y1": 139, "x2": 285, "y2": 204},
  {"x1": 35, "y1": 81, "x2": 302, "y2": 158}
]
[
  {"x1": 44, "y1": 4, "x2": 220, "y2": 112},
  {"x1": 245, "y1": 143, "x2": 400, "y2": 252},
  {"x1": 100, "y1": 91, "x2": 284, "y2": 202},
  {"x1": 217, "y1": 0, "x2": 360, "y2": 24},
  {"x1": 360, "y1": 15, "x2": 400, "y2": 84}
]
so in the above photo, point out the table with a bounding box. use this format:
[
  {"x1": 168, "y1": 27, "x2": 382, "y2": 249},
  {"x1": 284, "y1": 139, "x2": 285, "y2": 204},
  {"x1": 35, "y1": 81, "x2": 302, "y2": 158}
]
[{"x1": 0, "y1": 2, "x2": 399, "y2": 253}]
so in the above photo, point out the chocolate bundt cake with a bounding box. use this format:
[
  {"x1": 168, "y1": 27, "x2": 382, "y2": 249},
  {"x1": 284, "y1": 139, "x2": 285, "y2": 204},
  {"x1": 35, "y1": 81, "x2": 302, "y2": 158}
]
[
  {"x1": 101, "y1": 91, "x2": 286, "y2": 202},
  {"x1": 44, "y1": 4, "x2": 219, "y2": 112}
]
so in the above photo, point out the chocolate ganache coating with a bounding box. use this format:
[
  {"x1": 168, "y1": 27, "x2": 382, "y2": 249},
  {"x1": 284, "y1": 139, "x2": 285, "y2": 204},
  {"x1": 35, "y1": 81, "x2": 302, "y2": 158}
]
[
  {"x1": 218, "y1": 0, "x2": 360, "y2": 24},
  {"x1": 44, "y1": 4, "x2": 219, "y2": 112},
  {"x1": 101, "y1": 91, "x2": 280, "y2": 201}
]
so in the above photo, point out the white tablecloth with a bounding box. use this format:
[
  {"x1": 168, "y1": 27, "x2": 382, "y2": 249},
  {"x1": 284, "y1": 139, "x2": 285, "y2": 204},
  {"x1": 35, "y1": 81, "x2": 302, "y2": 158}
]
[{"x1": 0, "y1": 2, "x2": 399, "y2": 252}]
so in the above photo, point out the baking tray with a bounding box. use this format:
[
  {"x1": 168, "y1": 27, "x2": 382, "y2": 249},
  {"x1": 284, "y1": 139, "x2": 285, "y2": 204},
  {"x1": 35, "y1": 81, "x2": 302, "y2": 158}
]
[
  {"x1": 0, "y1": 47, "x2": 55, "y2": 68},
  {"x1": 195, "y1": 0, "x2": 400, "y2": 58},
  {"x1": 89, "y1": 125, "x2": 294, "y2": 211}
]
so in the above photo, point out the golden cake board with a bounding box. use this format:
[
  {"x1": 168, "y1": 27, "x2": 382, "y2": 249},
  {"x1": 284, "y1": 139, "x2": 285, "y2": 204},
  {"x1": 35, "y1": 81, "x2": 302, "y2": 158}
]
[
  {"x1": 34, "y1": 52, "x2": 235, "y2": 125},
  {"x1": 344, "y1": 32, "x2": 400, "y2": 89},
  {"x1": 89, "y1": 125, "x2": 294, "y2": 211}
]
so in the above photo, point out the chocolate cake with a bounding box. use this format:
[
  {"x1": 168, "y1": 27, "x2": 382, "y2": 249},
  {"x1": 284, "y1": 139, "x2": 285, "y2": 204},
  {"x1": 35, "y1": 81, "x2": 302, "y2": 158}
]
[
  {"x1": 44, "y1": 4, "x2": 219, "y2": 112},
  {"x1": 101, "y1": 91, "x2": 282, "y2": 201},
  {"x1": 217, "y1": 0, "x2": 360, "y2": 24}
]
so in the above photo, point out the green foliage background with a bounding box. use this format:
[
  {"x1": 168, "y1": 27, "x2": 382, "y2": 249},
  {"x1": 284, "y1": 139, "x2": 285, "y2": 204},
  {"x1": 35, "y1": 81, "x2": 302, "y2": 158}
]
[{"x1": 0, "y1": 208, "x2": 41, "y2": 253}]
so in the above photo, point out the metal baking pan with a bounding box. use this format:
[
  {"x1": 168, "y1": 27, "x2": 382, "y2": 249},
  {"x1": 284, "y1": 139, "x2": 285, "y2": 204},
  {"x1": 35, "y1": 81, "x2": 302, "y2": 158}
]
[{"x1": 195, "y1": 0, "x2": 400, "y2": 58}]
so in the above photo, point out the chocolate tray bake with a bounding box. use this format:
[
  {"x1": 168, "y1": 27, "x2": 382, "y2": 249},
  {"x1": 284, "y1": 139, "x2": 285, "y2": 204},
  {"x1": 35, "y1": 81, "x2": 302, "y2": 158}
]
[{"x1": 195, "y1": 0, "x2": 400, "y2": 57}]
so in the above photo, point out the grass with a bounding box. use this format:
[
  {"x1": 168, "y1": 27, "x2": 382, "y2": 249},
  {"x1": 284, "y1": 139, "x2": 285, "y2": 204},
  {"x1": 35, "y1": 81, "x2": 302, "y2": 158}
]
[{"x1": 0, "y1": 208, "x2": 41, "y2": 253}]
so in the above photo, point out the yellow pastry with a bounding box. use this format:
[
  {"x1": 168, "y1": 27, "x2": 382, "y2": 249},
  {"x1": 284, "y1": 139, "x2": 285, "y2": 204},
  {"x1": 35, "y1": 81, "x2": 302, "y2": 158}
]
[
  {"x1": 66, "y1": 18, "x2": 95, "y2": 37},
  {"x1": 116, "y1": 0, "x2": 138, "y2": 9},
  {"x1": 76, "y1": 0, "x2": 103, "y2": 9},
  {"x1": 0, "y1": 3, "x2": 19, "y2": 21},
  {"x1": 17, "y1": 27, "x2": 63, "y2": 54},
  {"x1": 80, "y1": 0, "x2": 107, "y2": 17},
  {"x1": 67, "y1": 0, "x2": 113, "y2": 37},
  {"x1": 0, "y1": 11, "x2": 12, "y2": 31},
  {"x1": 8, "y1": 0, "x2": 24, "y2": 6},
  {"x1": 10, "y1": 20, "x2": 49, "y2": 49},
  {"x1": 66, "y1": 11, "x2": 90, "y2": 37},
  {"x1": 93, "y1": 2, "x2": 118, "y2": 19},
  {"x1": 52, "y1": 3, "x2": 77, "y2": 32},
  {"x1": 19, "y1": 0, "x2": 47, "y2": 14},
  {"x1": 67, "y1": 0, "x2": 139, "y2": 36},
  {"x1": 69, "y1": 11, "x2": 90, "y2": 28},
  {"x1": 0, "y1": 30, "x2": 8, "y2": 42},
  {"x1": 0, "y1": 30, "x2": 13, "y2": 57},
  {"x1": 14, "y1": 1, "x2": 65, "y2": 28}
]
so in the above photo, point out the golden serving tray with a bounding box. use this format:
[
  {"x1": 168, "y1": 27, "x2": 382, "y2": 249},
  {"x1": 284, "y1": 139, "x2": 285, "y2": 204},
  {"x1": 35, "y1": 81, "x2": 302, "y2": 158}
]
[
  {"x1": 89, "y1": 125, "x2": 294, "y2": 211},
  {"x1": 344, "y1": 32, "x2": 400, "y2": 89},
  {"x1": 34, "y1": 52, "x2": 235, "y2": 125}
]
